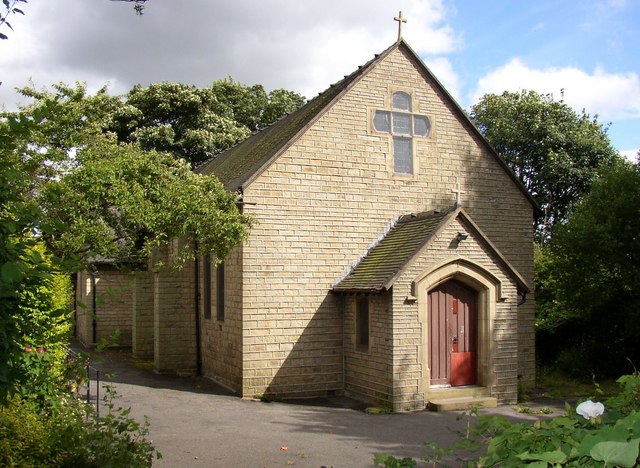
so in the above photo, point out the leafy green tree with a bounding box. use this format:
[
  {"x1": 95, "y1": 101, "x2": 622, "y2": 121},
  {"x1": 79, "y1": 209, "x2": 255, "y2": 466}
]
[
  {"x1": 0, "y1": 82, "x2": 252, "y2": 399},
  {"x1": 537, "y1": 161, "x2": 640, "y2": 376},
  {"x1": 470, "y1": 90, "x2": 620, "y2": 241},
  {"x1": 111, "y1": 79, "x2": 304, "y2": 166}
]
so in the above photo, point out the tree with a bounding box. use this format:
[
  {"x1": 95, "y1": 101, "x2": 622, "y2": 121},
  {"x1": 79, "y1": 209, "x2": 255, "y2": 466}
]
[
  {"x1": 111, "y1": 79, "x2": 304, "y2": 166},
  {"x1": 470, "y1": 90, "x2": 620, "y2": 241},
  {"x1": 536, "y1": 160, "x2": 640, "y2": 376},
  {"x1": 0, "y1": 82, "x2": 252, "y2": 398}
]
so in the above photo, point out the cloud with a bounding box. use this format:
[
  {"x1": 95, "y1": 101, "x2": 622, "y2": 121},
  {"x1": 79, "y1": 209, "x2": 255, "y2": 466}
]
[
  {"x1": 471, "y1": 58, "x2": 640, "y2": 121},
  {"x1": 620, "y1": 149, "x2": 638, "y2": 162},
  {"x1": 0, "y1": 0, "x2": 460, "y2": 110}
]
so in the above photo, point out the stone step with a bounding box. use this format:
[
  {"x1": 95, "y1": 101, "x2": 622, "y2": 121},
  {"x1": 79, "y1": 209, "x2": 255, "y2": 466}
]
[
  {"x1": 428, "y1": 396, "x2": 498, "y2": 412},
  {"x1": 428, "y1": 385, "x2": 491, "y2": 399}
]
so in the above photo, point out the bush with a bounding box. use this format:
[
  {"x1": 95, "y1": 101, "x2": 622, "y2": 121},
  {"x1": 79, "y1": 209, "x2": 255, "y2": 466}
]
[
  {"x1": 374, "y1": 371, "x2": 640, "y2": 467},
  {"x1": 0, "y1": 386, "x2": 160, "y2": 468},
  {"x1": 0, "y1": 397, "x2": 59, "y2": 467}
]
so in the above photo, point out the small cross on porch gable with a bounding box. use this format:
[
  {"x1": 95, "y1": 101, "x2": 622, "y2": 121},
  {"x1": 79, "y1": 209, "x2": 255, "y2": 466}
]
[{"x1": 452, "y1": 177, "x2": 466, "y2": 208}]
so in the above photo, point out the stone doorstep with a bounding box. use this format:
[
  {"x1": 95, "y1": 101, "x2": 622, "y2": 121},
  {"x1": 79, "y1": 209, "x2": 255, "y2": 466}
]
[{"x1": 428, "y1": 396, "x2": 498, "y2": 412}]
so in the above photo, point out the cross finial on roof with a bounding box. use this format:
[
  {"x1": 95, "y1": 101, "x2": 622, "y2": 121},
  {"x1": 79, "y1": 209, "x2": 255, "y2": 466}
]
[
  {"x1": 394, "y1": 11, "x2": 407, "y2": 41},
  {"x1": 452, "y1": 177, "x2": 466, "y2": 208}
]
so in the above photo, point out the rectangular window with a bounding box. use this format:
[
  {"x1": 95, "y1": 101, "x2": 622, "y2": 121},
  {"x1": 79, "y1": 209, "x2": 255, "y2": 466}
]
[
  {"x1": 216, "y1": 262, "x2": 225, "y2": 322},
  {"x1": 356, "y1": 297, "x2": 370, "y2": 351},
  {"x1": 393, "y1": 137, "x2": 413, "y2": 174},
  {"x1": 204, "y1": 254, "x2": 212, "y2": 319},
  {"x1": 392, "y1": 112, "x2": 411, "y2": 135}
]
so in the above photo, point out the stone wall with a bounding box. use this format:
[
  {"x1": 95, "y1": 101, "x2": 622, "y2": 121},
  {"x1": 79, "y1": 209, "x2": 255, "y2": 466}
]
[
  {"x1": 200, "y1": 247, "x2": 243, "y2": 393},
  {"x1": 132, "y1": 271, "x2": 154, "y2": 359},
  {"x1": 74, "y1": 269, "x2": 134, "y2": 347},
  {"x1": 153, "y1": 241, "x2": 197, "y2": 374},
  {"x1": 239, "y1": 45, "x2": 534, "y2": 400},
  {"x1": 343, "y1": 292, "x2": 393, "y2": 407}
]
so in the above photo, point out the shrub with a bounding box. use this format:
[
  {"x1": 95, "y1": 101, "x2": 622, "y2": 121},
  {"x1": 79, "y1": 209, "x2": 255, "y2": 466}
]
[
  {"x1": 374, "y1": 372, "x2": 640, "y2": 468},
  {"x1": 0, "y1": 386, "x2": 159, "y2": 468}
]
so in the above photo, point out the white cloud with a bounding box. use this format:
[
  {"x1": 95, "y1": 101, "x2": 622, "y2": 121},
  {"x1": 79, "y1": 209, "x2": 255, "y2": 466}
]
[
  {"x1": 0, "y1": 0, "x2": 460, "y2": 109},
  {"x1": 471, "y1": 58, "x2": 640, "y2": 120},
  {"x1": 620, "y1": 149, "x2": 638, "y2": 162}
]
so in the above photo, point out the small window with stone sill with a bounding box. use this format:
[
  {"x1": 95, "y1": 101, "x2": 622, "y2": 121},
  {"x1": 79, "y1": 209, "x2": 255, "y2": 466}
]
[{"x1": 372, "y1": 91, "x2": 431, "y2": 174}]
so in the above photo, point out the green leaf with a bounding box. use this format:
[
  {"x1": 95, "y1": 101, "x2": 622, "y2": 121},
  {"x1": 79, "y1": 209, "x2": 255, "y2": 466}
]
[
  {"x1": 1, "y1": 262, "x2": 23, "y2": 283},
  {"x1": 590, "y1": 439, "x2": 640, "y2": 468},
  {"x1": 517, "y1": 449, "x2": 567, "y2": 464}
]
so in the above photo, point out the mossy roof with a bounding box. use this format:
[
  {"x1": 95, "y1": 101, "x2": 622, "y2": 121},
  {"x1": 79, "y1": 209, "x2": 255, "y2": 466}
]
[
  {"x1": 332, "y1": 210, "x2": 451, "y2": 293},
  {"x1": 332, "y1": 208, "x2": 531, "y2": 294}
]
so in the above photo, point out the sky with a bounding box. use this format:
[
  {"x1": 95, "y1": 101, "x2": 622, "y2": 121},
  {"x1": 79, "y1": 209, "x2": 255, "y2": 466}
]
[{"x1": 1, "y1": 0, "x2": 638, "y2": 159}]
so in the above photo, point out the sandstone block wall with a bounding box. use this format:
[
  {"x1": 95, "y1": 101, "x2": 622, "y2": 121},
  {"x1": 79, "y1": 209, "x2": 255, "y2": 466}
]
[
  {"x1": 239, "y1": 46, "x2": 534, "y2": 401},
  {"x1": 132, "y1": 271, "x2": 154, "y2": 359}
]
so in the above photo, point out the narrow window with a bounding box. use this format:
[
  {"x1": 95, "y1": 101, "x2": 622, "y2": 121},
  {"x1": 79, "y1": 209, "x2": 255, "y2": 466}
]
[
  {"x1": 204, "y1": 254, "x2": 212, "y2": 319},
  {"x1": 216, "y1": 262, "x2": 225, "y2": 322},
  {"x1": 356, "y1": 297, "x2": 370, "y2": 351},
  {"x1": 393, "y1": 137, "x2": 413, "y2": 174}
]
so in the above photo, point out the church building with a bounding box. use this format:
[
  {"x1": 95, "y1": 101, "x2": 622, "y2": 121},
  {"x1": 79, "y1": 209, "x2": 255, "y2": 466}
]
[{"x1": 76, "y1": 22, "x2": 536, "y2": 411}]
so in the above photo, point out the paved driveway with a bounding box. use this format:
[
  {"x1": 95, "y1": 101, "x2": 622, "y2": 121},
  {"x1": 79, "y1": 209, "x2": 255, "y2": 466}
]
[{"x1": 87, "y1": 349, "x2": 562, "y2": 467}]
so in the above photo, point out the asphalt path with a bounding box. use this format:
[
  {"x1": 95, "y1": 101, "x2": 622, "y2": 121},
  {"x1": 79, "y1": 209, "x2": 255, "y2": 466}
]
[{"x1": 85, "y1": 348, "x2": 564, "y2": 467}]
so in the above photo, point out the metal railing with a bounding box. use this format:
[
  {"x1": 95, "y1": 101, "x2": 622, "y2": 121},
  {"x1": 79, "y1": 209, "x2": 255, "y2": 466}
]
[{"x1": 66, "y1": 347, "x2": 101, "y2": 418}]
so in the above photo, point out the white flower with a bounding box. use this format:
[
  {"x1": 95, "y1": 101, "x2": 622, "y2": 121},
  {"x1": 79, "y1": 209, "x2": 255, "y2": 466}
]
[{"x1": 576, "y1": 400, "x2": 605, "y2": 420}]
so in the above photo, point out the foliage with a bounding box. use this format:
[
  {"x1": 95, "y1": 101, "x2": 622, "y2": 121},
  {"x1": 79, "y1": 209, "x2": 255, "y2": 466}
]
[
  {"x1": 0, "y1": 0, "x2": 26, "y2": 40},
  {"x1": 39, "y1": 134, "x2": 251, "y2": 265},
  {"x1": 0, "y1": 383, "x2": 159, "y2": 467},
  {"x1": 0, "y1": 81, "x2": 252, "y2": 398},
  {"x1": 375, "y1": 372, "x2": 640, "y2": 467},
  {"x1": 0, "y1": 150, "x2": 72, "y2": 400},
  {"x1": 111, "y1": 78, "x2": 304, "y2": 166},
  {"x1": 373, "y1": 454, "x2": 417, "y2": 467},
  {"x1": 2, "y1": 82, "x2": 253, "y2": 265},
  {"x1": 470, "y1": 90, "x2": 620, "y2": 241},
  {"x1": 536, "y1": 161, "x2": 640, "y2": 377}
]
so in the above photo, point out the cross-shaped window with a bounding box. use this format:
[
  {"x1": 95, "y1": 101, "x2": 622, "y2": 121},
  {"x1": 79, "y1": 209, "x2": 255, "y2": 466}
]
[{"x1": 373, "y1": 91, "x2": 431, "y2": 174}]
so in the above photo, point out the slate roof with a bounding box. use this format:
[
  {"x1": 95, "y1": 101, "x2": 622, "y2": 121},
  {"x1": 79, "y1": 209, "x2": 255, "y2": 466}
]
[
  {"x1": 194, "y1": 40, "x2": 538, "y2": 211},
  {"x1": 332, "y1": 210, "x2": 451, "y2": 293}
]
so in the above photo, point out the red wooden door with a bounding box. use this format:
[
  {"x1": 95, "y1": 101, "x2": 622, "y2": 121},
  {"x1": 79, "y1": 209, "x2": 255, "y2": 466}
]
[{"x1": 428, "y1": 280, "x2": 477, "y2": 386}]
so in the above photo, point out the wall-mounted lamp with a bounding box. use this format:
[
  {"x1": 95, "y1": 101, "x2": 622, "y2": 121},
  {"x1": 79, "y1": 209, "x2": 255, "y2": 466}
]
[{"x1": 456, "y1": 232, "x2": 469, "y2": 243}]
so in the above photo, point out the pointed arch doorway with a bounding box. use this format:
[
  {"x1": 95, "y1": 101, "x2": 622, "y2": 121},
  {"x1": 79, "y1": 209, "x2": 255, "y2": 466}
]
[{"x1": 428, "y1": 279, "x2": 478, "y2": 386}]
